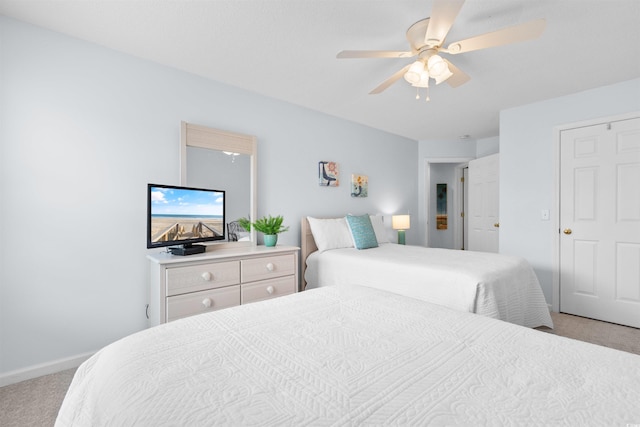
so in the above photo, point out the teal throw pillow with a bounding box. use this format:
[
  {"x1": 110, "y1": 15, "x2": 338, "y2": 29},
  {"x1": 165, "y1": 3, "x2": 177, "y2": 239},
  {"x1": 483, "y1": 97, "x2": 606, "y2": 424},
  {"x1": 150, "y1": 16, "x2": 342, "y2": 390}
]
[{"x1": 346, "y1": 214, "x2": 379, "y2": 250}]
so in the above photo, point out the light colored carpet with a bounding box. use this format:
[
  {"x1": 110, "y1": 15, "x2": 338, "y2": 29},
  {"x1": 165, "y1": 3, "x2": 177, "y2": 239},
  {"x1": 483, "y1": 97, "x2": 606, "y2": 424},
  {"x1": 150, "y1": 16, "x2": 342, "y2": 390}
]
[
  {"x1": 536, "y1": 311, "x2": 640, "y2": 355},
  {"x1": 0, "y1": 368, "x2": 75, "y2": 427},
  {"x1": 1, "y1": 313, "x2": 638, "y2": 427}
]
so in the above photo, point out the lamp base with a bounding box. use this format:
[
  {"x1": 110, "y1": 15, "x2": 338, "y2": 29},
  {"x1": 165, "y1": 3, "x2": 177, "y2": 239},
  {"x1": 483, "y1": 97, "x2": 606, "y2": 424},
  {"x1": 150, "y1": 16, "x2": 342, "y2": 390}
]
[{"x1": 397, "y1": 230, "x2": 406, "y2": 245}]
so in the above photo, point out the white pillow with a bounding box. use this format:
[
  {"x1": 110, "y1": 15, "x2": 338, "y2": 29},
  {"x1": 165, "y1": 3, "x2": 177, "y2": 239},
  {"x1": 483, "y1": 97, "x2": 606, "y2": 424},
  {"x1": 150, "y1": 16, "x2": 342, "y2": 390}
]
[
  {"x1": 369, "y1": 215, "x2": 389, "y2": 244},
  {"x1": 307, "y1": 217, "x2": 354, "y2": 252}
]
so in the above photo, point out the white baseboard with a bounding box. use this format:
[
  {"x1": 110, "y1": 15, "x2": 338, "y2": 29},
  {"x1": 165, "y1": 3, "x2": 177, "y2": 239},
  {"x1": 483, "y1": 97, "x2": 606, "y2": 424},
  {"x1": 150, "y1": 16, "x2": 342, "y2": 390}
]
[{"x1": 0, "y1": 351, "x2": 94, "y2": 387}]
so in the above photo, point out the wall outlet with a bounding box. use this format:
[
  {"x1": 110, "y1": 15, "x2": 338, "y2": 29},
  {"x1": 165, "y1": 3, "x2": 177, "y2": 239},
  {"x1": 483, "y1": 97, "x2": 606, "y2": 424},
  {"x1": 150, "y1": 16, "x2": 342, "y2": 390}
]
[{"x1": 541, "y1": 209, "x2": 550, "y2": 221}]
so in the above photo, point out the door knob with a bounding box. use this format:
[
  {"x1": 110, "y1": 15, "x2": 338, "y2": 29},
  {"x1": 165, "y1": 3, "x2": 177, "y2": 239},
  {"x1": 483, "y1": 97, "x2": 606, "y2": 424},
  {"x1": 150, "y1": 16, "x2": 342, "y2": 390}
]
[
  {"x1": 563, "y1": 228, "x2": 572, "y2": 235},
  {"x1": 493, "y1": 223, "x2": 500, "y2": 228}
]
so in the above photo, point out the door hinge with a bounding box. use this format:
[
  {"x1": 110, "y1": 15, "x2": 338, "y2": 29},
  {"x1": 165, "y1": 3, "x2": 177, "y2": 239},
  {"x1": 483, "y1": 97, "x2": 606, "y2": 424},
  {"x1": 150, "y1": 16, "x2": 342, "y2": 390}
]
[
  {"x1": 460, "y1": 212, "x2": 465, "y2": 218},
  {"x1": 606, "y1": 123, "x2": 612, "y2": 130},
  {"x1": 460, "y1": 177, "x2": 465, "y2": 183}
]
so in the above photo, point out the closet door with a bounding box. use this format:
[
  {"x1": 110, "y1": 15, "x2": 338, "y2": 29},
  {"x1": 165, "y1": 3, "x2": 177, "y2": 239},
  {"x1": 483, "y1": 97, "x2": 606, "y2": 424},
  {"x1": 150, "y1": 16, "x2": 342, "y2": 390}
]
[{"x1": 559, "y1": 117, "x2": 640, "y2": 327}]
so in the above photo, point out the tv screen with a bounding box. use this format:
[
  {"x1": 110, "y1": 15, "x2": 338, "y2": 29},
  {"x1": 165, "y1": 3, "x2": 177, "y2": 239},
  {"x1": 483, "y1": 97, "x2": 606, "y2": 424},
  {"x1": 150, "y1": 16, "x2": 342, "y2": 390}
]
[{"x1": 147, "y1": 183, "x2": 225, "y2": 254}]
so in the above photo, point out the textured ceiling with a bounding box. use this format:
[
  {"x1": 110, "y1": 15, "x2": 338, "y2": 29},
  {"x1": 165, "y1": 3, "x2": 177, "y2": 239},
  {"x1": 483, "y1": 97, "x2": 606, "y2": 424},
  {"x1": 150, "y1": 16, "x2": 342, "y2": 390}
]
[{"x1": 1, "y1": 0, "x2": 639, "y2": 141}]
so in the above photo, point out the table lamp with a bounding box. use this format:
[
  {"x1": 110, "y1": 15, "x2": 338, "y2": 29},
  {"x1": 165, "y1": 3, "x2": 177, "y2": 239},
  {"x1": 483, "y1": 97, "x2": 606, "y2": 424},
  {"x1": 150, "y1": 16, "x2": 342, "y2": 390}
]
[{"x1": 392, "y1": 215, "x2": 410, "y2": 245}]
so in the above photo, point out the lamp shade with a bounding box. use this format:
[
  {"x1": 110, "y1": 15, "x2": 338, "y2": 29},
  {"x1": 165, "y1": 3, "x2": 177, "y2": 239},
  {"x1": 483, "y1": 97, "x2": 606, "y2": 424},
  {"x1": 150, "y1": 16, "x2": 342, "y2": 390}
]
[
  {"x1": 427, "y1": 54, "x2": 448, "y2": 77},
  {"x1": 434, "y1": 68, "x2": 453, "y2": 85},
  {"x1": 392, "y1": 215, "x2": 411, "y2": 230},
  {"x1": 403, "y1": 61, "x2": 425, "y2": 85},
  {"x1": 412, "y1": 70, "x2": 430, "y2": 88}
]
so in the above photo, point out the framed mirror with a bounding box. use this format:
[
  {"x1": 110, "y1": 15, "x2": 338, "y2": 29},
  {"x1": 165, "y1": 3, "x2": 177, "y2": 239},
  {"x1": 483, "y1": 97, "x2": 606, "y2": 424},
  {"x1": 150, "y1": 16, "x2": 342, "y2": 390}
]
[{"x1": 180, "y1": 121, "x2": 257, "y2": 247}]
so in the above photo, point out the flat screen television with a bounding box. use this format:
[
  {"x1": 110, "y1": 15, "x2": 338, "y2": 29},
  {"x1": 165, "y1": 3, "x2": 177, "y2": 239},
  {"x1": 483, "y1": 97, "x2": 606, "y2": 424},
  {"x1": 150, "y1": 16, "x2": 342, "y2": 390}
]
[{"x1": 147, "y1": 183, "x2": 225, "y2": 255}]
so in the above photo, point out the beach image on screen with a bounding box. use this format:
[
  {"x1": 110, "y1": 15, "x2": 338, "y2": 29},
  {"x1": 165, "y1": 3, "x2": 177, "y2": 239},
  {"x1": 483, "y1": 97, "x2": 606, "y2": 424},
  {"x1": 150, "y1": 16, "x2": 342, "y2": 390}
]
[{"x1": 150, "y1": 186, "x2": 224, "y2": 243}]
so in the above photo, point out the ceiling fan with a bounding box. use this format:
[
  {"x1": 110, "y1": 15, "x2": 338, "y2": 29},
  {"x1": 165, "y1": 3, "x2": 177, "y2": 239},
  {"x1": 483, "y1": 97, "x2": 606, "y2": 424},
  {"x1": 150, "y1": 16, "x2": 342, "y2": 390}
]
[{"x1": 337, "y1": 0, "x2": 545, "y2": 98}]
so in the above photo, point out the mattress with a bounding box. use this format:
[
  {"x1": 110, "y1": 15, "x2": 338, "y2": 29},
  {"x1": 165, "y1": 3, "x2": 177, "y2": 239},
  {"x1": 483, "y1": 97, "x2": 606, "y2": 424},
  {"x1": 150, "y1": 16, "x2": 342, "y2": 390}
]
[
  {"x1": 305, "y1": 244, "x2": 553, "y2": 328},
  {"x1": 56, "y1": 286, "x2": 640, "y2": 426}
]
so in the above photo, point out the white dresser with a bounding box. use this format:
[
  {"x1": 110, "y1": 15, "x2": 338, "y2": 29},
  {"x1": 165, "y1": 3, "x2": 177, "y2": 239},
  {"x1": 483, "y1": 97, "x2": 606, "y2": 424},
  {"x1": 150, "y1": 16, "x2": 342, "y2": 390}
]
[{"x1": 147, "y1": 245, "x2": 299, "y2": 326}]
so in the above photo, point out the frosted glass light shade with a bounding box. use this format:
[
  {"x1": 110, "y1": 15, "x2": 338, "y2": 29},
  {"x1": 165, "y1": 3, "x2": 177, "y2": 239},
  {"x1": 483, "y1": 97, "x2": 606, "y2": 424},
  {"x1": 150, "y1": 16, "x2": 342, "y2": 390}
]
[
  {"x1": 412, "y1": 70, "x2": 430, "y2": 88},
  {"x1": 404, "y1": 61, "x2": 425, "y2": 85},
  {"x1": 427, "y1": 55, "x2": 448, "y2": 77},
  {"x1": 435, "y1": 68, "x2": 453, "y2": 85}
]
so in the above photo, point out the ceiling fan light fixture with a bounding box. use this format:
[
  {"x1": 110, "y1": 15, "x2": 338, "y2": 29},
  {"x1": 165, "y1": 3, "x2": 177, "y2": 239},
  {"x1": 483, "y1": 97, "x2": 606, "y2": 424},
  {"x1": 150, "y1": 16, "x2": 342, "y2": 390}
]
[
  {"x1": 403, "y1": 60, "x2": 425, "y2": 85},
  {"x1": 427, "y1": 54, "x2": 448, "y2": 77},
  {"x1": 338, "y1": 0, "x2": 547, "y2": 97},
  {"x1": 434, "y1": 68, "x2": 453, "y2": 85},
  {"x1": 412, "y1": 70, "x2": 430, "y2": 88}
]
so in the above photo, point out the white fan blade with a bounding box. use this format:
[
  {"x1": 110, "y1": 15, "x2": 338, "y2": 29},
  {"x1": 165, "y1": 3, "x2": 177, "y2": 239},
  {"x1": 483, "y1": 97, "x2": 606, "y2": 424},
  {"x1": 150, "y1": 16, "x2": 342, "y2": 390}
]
[
  {"x1": 337, "y1": 50, "x2": 415, "y2": 59},
  {"x1": 369, "y1": 64, "x2": 412, "y2": 94},
  {"x1": 446, "y1": 18, "x2": 546, "y2": 54},
  {"x1": 443, "y1": 59, "x2": 470, "y2": 87},
  {"x1": 425, "y1": 0, "x2": 465, "y2": 47}
]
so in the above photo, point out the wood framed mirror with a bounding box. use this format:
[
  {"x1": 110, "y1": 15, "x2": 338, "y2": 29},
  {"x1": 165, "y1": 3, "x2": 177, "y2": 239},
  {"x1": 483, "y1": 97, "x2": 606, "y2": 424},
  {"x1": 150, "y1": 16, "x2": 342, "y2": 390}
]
[{"x1": 180, "y1": 121, "x2": 257, "y2": 247}]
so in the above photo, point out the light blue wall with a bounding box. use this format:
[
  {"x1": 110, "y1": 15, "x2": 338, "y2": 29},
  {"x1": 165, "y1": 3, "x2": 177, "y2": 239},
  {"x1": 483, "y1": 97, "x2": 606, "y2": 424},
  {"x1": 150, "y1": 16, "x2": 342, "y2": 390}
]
[
  {"x1": 500, "y1": 78, "x2": 640, "y2": 303},
  {"x1": 476, "y1": 136, "x2": 499, "y2": 158},
  {"x1": 0, "y1": 17, "x2": 418, "y2": 376}
]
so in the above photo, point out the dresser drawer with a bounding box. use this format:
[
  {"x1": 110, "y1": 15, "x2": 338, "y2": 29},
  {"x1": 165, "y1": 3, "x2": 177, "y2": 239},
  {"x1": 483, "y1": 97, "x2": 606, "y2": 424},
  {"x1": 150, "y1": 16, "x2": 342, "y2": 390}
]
[
  {"x1": 241, "y1": 254, "x2": 296, "y2": 283},
  {"x1": 241, "y1": 276, "x2": 296, "y2": 304},
  {"x1": 166, "y1": 285, "x2": 240, "y2": 322},
  {"x1": 166, "y1": 261, "x2": 240, "y2": 296}
]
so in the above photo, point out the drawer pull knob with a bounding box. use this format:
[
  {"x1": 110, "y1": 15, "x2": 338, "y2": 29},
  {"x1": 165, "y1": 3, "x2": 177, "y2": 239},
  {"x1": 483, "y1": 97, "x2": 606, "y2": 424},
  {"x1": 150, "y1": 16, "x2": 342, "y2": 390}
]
[
  {"x1": 266, "y1": 262, "x2": 274, "y2": 271},
  {"x1": 201, "y1": 272, "x2": 213, "y2": 281},
  {"x1": 202, "y1": 298, "x2": 213, "y2": 308},
  {"x1": 266, "y1": 286, "x2": 275, "y2": 295}
]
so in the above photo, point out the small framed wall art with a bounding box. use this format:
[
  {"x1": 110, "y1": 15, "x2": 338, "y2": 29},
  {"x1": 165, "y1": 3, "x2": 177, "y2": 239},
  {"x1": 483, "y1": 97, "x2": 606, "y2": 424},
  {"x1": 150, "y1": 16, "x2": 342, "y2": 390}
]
[
  {"x1": 351, "y1": 174, "x2": 368, "y2": 198},
  {"x1": 318, "y1": 161, "x2": 339, "y2": 186}
]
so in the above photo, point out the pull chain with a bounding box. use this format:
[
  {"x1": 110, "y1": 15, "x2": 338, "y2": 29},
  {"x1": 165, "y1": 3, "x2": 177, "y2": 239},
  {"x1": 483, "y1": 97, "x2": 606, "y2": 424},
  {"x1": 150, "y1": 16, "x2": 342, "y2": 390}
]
[{"x1": 415, "y1": 87, "x2": 431, "y2": 102}]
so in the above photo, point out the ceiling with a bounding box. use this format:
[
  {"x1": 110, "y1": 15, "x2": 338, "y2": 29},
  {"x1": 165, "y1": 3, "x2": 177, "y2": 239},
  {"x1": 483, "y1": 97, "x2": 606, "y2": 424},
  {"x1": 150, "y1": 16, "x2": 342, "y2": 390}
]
[{"x1": 1, "y1": 0, "x2": 639, "y2": 141}]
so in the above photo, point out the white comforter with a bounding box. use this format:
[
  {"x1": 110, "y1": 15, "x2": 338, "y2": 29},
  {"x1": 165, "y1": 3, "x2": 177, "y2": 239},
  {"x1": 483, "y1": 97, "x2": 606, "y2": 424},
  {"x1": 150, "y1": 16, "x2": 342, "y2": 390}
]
[
  {"x1": 57, "y1": 286, "x2": 639, "y2": 426},
  {"x1": 305, "y1": 245, "x2": 553, "y2": 328}
]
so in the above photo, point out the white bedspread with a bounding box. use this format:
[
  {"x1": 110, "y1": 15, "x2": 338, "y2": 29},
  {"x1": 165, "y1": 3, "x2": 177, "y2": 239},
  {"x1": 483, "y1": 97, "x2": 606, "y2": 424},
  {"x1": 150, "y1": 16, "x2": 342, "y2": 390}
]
[
  {"x1": 305, "y1": 245, "x2": 553, "y2": 328},
  {"x1": 57, "y1": 286, "x2": 640, "y2": 426}
]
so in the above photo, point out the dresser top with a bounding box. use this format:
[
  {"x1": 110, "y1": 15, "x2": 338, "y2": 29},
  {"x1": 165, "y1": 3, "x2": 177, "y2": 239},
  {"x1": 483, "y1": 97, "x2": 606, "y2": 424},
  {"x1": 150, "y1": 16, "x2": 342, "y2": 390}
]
[{"x1": 147, "y1": 245, "x2": 299, "y2": 265}]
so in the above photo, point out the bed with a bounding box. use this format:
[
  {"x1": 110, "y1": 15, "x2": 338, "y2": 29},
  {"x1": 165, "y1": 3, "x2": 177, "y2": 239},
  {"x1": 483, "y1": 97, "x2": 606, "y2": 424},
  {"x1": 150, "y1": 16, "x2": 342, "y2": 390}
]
[
  {"x1": 56, "y1": 285, "x2": 640, "y2": 426},
  {"x1": 302, "y1": 216, "x2": 553, "y2": 329}
]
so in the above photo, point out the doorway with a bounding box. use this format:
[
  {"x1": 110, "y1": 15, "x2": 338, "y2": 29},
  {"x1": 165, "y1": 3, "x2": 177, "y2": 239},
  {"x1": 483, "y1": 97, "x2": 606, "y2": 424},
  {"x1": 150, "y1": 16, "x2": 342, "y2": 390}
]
[{"x1": 424, "y1": 158, "x2": 472, "y2": 249}]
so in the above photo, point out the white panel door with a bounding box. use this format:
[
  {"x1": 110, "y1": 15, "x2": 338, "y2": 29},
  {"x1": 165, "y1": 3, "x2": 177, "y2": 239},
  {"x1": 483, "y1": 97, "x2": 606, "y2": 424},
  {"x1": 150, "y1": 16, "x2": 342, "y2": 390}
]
[
  {"x1": 560, "y1": 117, "x2": 640, "y2": 327},
  {"x1": 468, "y1": 154, "x2": 499, "y2": 253}
]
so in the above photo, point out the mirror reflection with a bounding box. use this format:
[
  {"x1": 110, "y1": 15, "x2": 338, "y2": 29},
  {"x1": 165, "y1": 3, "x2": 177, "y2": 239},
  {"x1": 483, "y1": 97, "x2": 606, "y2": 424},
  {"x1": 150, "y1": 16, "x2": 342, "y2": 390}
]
[{"x1": 186, "y1": 147, "x2": 252, "y2": 242}]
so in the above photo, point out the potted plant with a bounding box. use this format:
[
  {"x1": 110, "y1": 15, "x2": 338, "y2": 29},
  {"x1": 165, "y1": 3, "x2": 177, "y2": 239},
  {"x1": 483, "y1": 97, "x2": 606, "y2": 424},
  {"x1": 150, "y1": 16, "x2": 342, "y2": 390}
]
[{"x1": 238, "y1": 215, "x2": 289, "y2": 247}]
